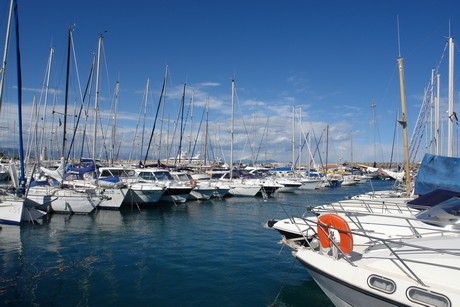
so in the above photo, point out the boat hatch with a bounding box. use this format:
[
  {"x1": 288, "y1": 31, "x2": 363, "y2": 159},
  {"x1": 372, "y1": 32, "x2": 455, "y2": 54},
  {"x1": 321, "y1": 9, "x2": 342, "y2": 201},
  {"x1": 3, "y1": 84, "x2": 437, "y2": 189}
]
[
  {"x1": 367, "y1": 275, "x2": 396, "y2": 294},
  {"x1": 406, "y1": 287, "x2": 450, "y2": 307}
]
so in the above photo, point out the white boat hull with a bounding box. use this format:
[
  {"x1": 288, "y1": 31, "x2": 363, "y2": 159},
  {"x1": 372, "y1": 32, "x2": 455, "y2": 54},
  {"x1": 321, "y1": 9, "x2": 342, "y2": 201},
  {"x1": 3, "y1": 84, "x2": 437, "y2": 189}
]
[
  {"x1": 299, "y1": 179, "x2": 321, "y2": 190},
  {"x1": 98, "y1": 187, "x2": 129, "y2": 209},
  {"x1": 124, "y1": 183, "x2": 165, "y2": 205},
  {"x1": 0, "y1": 198, "x2": 23, "y2": 225},
  {"x1": 27, "y1": 186, "x2": 100, "y2": 214},
  {"x1": 190, "y1": 187, "x2": 216, "y2": 200}
]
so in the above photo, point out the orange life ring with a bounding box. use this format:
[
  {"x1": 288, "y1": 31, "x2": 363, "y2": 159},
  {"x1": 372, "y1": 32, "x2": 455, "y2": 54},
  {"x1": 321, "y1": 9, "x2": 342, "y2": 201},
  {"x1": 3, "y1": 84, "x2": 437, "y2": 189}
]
[
  {"x1": 189, "y1": 179, "x2": 197, "y2": 186},
  {"x1": 317, "y1": 214, "x2": 353, "y2": 254}
]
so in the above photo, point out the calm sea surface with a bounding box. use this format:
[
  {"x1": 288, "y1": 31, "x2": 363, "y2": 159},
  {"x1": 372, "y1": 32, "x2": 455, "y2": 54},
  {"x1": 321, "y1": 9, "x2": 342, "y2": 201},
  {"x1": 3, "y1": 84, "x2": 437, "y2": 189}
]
[{"x1": 0, "y1": 180, "x2": 394, "y2": 306}]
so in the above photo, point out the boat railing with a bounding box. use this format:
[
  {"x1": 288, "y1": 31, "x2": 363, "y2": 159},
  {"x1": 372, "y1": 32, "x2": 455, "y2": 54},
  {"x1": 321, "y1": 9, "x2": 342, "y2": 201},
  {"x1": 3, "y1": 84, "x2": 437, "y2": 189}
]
[
  {"x1": 313, "y1": 207, "x2": 453, "y2": 238},
  {"x1": 290, "y1": 214, "x2": 460, "y2": 287},
  {"x1": 327, "y1": 198, "x2": 424, "y2": 215}
]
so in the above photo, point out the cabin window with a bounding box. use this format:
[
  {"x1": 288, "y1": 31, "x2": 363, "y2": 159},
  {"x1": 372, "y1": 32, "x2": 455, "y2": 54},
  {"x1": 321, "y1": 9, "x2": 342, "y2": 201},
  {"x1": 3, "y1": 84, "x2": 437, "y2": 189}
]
[
  {"x1": 406, "y1": 287, "x2": 450, "y2": 307},
  {"x1": 367, "y1": 275, "x2": 396, "y2": 294},
  {"x1": 176, "y1": 174, "x2": 189, "y2": 181},
  {"x1": 100, "y1": 170, "x2": 113, "y2": 177},
  {"x1": 138, "y1": 172, "x2": 156, "y2": 181}
]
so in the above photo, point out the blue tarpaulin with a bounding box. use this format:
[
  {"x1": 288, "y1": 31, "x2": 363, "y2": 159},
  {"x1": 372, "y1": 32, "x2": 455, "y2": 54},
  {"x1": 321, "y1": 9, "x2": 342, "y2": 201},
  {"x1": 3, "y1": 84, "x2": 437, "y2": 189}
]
[
  {"x1": 407, "y1": 189, "x2": 460, "y2": 209},
  {"x1": 414, "y1": 153, "x2": 460, "y2": 195}
]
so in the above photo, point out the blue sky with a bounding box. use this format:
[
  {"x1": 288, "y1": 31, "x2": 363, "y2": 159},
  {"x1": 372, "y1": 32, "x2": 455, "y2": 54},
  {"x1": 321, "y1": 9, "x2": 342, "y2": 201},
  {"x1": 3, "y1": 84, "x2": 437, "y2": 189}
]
[{"x1": 1, "y1": 0, "x2": 459, "y2": 165}]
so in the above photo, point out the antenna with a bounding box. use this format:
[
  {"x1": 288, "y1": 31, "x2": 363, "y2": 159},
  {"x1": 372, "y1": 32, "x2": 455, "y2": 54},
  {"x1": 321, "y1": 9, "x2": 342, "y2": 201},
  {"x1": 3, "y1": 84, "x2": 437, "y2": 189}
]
[
  {"x1": 449, "y1": 19, "x2": 451, "y2": 37},
  {"x1": 397, "y1": 15, "x2": 401, "y2": 58}
]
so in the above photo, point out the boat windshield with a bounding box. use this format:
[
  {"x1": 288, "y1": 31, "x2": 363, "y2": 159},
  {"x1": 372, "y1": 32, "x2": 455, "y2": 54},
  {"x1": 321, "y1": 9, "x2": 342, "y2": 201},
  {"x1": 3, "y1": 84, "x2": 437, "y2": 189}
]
[
  {"x1": 153, "y1": 171, "x2": 174, "y2": 181},
  {"x1": 175, "y1": 173, "x2": 191, "y2": 181},
  {"x1": 416, "y1": 197, "x2": 460, "y2": 228}
]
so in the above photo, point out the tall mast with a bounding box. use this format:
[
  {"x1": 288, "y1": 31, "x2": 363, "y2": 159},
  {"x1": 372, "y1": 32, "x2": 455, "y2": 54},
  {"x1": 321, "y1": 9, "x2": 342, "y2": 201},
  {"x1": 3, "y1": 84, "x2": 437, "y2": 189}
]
[
  {"x1": 13, "y1": 0, "x2": 25, "y2": 194},
  {"x1": 204, "y1": 96, "x2": 209, "y2": 165},
  {"x1": 111, "y1": 80, "x2": 119, "y2": 165},
  {"x1": 299, "y1": 106, "x2": 302, "y2": 168},
  {"x1": 176, "y1": 83, "x2": 186, "y2": 164},
  {"x1": 144, "y1": 65, "x2": 168, "y2": 165},
  {"x1": 447, "y1": 35, "x2": 454, "y2": 157},
  {"x1": 350, "y1": 130, "x2": 353, "y2": 167},
  {"x1": 430, "y1": 69, "x2": 434, "y2": 154},
  {"x1": 62, "y1": 27, "x2": 73, "y2": 159},
  {"x1": 292, "y1": 106, "x2": 295, "y2": 170},
  {"x1": 188, "y1": 90, "x2": 194, "y2": 160},
  {"x1": 435, "y1": 73, "x2": 440, "y2": 155},
  {"x1": 92, "y1": 33, "x2": 103, "y2": 164},
  {"x1": 158, "y1": 65, "x2": 168, "y2": 161},
  {"x1": 396, "y1": 16, "x2": 411, "y2": 195},
  {"x1": 0, "y1": 0, "x2": 14, "y2": 111},
  {"x1": 371, "y1": 99, "x2": 376, "y2": 164},
  {"x1": 398, "y1": 56, "x2": 411, "y2": 195},
  {"x1": 140, "y1": 78, "x2": 149, "y2": 161},
  {"x1": 230, "y1": 78, "x2": 235, "y2": 179}
]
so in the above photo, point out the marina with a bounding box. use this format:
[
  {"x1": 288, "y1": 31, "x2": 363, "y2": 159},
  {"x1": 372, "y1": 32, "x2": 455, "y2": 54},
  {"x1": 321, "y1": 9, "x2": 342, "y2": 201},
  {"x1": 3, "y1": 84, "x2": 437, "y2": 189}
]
[
  {"x1": 1, "y1": 1, "x2": 460, "y2": 306},
  {"x1": 0, "y1": 180, "x2": 394, "y2": 306}
]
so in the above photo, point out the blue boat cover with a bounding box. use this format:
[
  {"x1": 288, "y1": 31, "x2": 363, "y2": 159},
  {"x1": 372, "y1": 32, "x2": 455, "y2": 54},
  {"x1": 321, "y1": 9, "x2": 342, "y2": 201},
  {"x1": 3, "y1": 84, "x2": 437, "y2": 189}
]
[
  {"x1": 407, "y1": 188, "x2": 460, "y2": 209},
  {"x1": 414, "y1": 153, "x2": 460, "y2": 195},
  {"x1": 271, "y1": 167, "x2": 292, "y2": 172}
]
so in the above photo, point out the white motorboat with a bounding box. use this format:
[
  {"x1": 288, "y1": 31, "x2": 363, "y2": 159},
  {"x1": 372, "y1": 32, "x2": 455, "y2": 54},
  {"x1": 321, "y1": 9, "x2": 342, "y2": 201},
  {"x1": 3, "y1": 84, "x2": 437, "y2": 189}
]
[
  {"x1": 135, "y1": 168, "x2": 193, "y2": 203},
  {"x1": 98, "y1": 166, "x2": 166, "y2": 206},
  {"x1": 170, "y1": 171, "x2": 216, "y2": 200},
  {"x1": 267, "y1": 188, "x2": 450, "y2": 247},
  {"x1": 290, "y1": 210, "x2": 460, "y2": 307}
]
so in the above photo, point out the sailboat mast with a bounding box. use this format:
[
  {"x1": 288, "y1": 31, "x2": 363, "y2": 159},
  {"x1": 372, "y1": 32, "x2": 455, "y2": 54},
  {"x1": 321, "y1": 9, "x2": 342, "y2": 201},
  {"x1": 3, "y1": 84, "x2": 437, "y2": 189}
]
[
  {"x1": 292, "y1": 106, "x2": 295, "y2": 170},
  {"x1": 350, "y1": 130, "x2": 353, "y2": 167},
  {"x1": 435, "y1": 73, "x2": 440, "y2": 155},
  {"x1": 204, "y1": 96, "x2": 209, "y2": 165},
  {"x1": 178, "y1": 83, "x2": 186, "y2": 164},
  {"x1": 0, "y1": 0, "x2": 14, "y2": 110},
  {"x1": 13, "y1": 0, "x2": 25, "y2": 194},
  {"x1": 447, "y1": 36, "x2": 454, "y2": 157},
  {"x1": 93, "y1": 34, "x2": 103, "y2": 164},
  {"x1": 299, "y1": 106, "x2": 302, "y2": 168},
  {"x1": 188, "y1": 90, "x2": 194, "y2": 160},
  {"x1": 230, "y1": 78, "x2": 235, "y2": 178},
  {"x1": 62, "y1": 27, "x2": 72, "y2": 159},
  {"x1": 111, "y1": 80, "x2": 119, "y2": 165},
  {"x1": 140, "y1": 78, "x2": 149, "y2": 162},
  {"x1": 397, "y1": 56, "x2": 411, "y2": 195},
  {"x1": 158, "y1": 65, "x2": 168, "y2": 161},
  {"x1": 371, "y1": 99, "x2": 376, "y2": 164}
]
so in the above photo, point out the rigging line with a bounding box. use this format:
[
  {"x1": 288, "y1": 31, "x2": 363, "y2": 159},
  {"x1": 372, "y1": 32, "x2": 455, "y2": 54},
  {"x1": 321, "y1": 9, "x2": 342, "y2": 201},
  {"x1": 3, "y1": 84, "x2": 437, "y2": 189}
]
[
  {"x1": 66, "y1": 55, "x2": 95, "y2": 162},
  {"x1": 127, "y1": 83, "x2": 145, "y2": 162},
  {"x1": 254, "y1": 117, "x2": 269, "y2": 164},
  {"x1": 38, "y1": 48, "x2": 54, "y2": 160},
  {"x1": 310, "y1": 126, "x2": 324, "y2": 169},
  {"x1": 175, "y1": 84, "x2": 189, "y2": 164},
  {"x1": 408, "y1": 81, "x2": 433, "y2": 163},
  {"x1": 143, "y1": 72, "x2": 167, "y2": 165},
  {"x1": 80, "y1": 72, "x2": 94, "y2": 160},
  {"x1": 169, "y1": 88, "x2": 185, "y2": 165},
  {"x1": 101, "y1": 39, "x2": 113, "y2": 106},
  {"x1": 70, "y1": 28, "x2": 84, "y2": 107},
  {"x1": 190, "y1": 106, "x2": 206, "y2": 162},
  {"x1": 269, "y1": 245, "x2": 298, "y2": 307},
  {"x1": 389, "y1": 108, "x2": 399, "y2": 169},
  {"x1": 233, "y1": 88, "x2": 255, "y2": 162}
]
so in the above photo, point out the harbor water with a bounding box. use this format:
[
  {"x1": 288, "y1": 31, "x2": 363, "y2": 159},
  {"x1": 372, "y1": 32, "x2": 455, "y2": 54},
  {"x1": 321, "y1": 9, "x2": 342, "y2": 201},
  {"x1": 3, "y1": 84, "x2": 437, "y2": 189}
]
[{"x1": 0, "y1": 180, "x2": 394, "y2": 306}]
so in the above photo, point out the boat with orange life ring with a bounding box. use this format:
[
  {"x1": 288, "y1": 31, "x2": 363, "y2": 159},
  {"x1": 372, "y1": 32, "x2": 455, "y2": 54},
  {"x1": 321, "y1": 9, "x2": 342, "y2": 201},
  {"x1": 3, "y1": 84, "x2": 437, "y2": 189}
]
[{"x1": 317, "y1": 214, "x2": 353, "y2": 254}]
